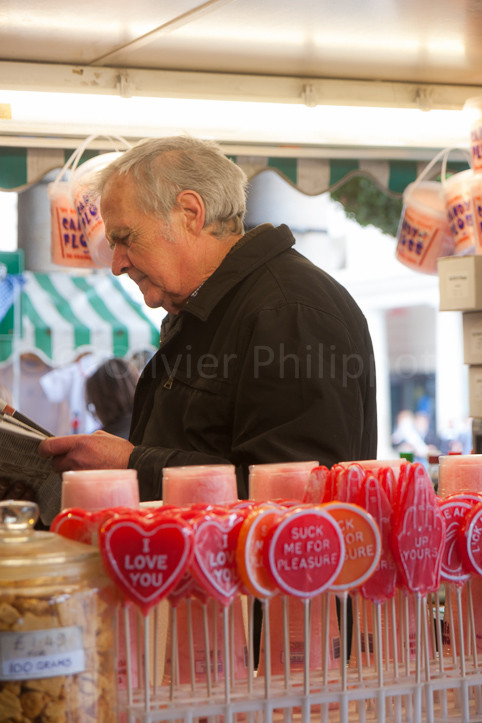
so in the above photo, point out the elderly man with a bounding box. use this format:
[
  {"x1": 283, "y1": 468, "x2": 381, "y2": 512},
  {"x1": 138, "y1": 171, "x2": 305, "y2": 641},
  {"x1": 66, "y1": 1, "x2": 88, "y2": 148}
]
[{"x1": 39, "y1": 136, "x2": 377, "y2": 501}]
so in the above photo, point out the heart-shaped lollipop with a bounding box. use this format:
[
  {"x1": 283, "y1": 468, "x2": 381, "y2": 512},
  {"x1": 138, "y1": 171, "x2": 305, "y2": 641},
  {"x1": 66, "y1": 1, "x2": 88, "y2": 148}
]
[
  {"x1": 190, "y1": 510, "x2": 245, "y2": 606},
  {"x1": 99, "y1": 511, "x2": 194, "y2": 615},
  {"x1": 51, "y1": 508, "x2": 96, "y2": 544}
]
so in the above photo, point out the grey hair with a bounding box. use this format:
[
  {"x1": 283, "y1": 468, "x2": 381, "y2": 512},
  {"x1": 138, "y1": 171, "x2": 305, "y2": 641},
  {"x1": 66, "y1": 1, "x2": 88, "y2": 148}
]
[{"x1": 94, "y1": 135, "x2": 248, "y2": 238}]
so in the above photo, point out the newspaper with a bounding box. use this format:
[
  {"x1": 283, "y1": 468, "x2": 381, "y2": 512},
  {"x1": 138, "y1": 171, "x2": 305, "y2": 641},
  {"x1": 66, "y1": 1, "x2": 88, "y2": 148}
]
[{"x1": 0, "y1": 414, "x2": 61, "y2": 526}]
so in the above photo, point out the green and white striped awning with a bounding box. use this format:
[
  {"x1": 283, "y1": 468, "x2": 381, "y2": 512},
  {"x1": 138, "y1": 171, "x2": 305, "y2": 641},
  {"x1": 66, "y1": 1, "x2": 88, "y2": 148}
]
[
  {"x1": 0, "y1": 145, "x2": 470, "y2": 197},
  {"x1": 0, "y1": 270, "x2": 160, "y2": 367}
]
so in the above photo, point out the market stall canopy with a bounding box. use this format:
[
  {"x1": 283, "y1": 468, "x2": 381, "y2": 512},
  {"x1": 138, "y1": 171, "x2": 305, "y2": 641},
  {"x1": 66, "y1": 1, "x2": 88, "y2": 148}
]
[
  {"x1": 0, "y1": 145, "x2": 470, "y2": 197},
  {"x1": 0, "y1": 271, "x2": 160, "y2": 367}
]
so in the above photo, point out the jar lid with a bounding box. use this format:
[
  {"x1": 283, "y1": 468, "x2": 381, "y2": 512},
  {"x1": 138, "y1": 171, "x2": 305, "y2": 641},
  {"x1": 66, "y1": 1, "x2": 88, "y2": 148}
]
[{"x1": 0, "y1": 500, "x2": 99, "y2": 579}]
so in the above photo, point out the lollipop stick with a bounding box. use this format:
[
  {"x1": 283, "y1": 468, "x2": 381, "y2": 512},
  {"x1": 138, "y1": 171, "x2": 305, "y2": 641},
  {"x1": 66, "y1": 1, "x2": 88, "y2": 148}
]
[
  {"x1": 383, "y1": 600, "x2": 390, "y2": 673},
  {"x1": 230, "y1": 601, "x2": 235, "y2": 691},
  {"x1": 421, "y1": 595, "x2": 434, "y2": 723},
  {"x1": 362, "y1": 597, "x2": 371, "y2": 669},
  {"x1": 283, "y1": 596, "x2": 290, "y2": 690},
  {"x1": 137, "y1": 610, "x2": 143, "y2": 690},
  {"x1": 170, "y1": 605, "x2": 177, "y2": 701},
  {"x1": 389, "y1": 597, "x2": 402, "y2": 723},
  {"x1": 340, "y1": 593, "x2": 348, "y2": 692},
  {"x1": 467, "y1": 579, "x2": 479, "y2": 669},
  {"x1": 446, "y1": 587, "x2": 458, "y2": 668},
  {"x1": 202, "y1": 602, "x2": 212, "y2": 697},
  {"x1": 186, "y1": 599, "x2": 196, "y2": 693},
  {"x1": 434, "y1": 589, "x2": 447, "y2": 718},
  {"x1": 422, "y1": 596, "x2": 431, "y2": 681},
  {"x1": 263, "y1": 599, "x2": 272, "y2": 699},
  {"x1": 124, "y1": 604, "x2": 133, "y2": 707},
  {"x1": 144, "y1": 614, "x2": 150, "y2": 712},
  {"x1": 390, "y1": 596, "x2": 399, "y2": 678},
  {"x1": 428, "y1": 593, "x2": 437, "y2": 665},
  {"x1": 455, "y1": 586, "x2": 466, "y2": 678},
  {"x1": 213, "y1": 599, "x2": 219, "y2": 684},
  {"x1": 455, "y1": 585, "x2": 470, "y2": 722},
  {"x1": 403, "y1": 594, "x2": 410, "y2": 677},
  {"x1": 303, "y1": 598, "x2": 310, "y2": 696},
  {"x1": 375, "y1": 603, "x2": 383, "y2": 689},
  {"x1": 223, "y1": 605, "x2": 231, "y2": 704},
  {"x1": 353, "y1": 595, "x2": 367, "y2": 723},
  {"x1": 153, "y1": 604, "x2": 159, "y2": 697},
  {"x1": 322, "y1": 592, "x2": 330, "y2": 687},
  {"x1": 353, "y1": 594, "x2": 364, "y2": 682},
  {"x1": 321, "y1": 593, "x2": 331, "y2": 723},
  {"x1": 247, "y1": 595, "x2": 254, "y2": 695},
  {"x1": 415, "y1": 594, "x2": 422, "y2": 685}
]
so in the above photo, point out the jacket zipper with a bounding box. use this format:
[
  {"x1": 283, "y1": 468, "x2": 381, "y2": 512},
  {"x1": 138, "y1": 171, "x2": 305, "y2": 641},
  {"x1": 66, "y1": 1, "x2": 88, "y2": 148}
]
[{"x1": 164, "y1": 375, "x2": 174, "y2": 390}]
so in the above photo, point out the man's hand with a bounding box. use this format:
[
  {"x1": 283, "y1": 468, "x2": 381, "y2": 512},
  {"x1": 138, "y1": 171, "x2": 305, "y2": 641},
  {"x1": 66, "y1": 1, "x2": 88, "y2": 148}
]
[{"x1": 38, "y1": 430, "x2": 134, "y2": 474}]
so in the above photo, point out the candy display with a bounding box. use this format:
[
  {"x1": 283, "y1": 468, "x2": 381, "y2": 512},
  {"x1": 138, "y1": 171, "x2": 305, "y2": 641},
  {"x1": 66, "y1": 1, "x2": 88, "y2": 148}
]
[{"x1": 47, "y1": 458, "x2": 482, "y2": 722}]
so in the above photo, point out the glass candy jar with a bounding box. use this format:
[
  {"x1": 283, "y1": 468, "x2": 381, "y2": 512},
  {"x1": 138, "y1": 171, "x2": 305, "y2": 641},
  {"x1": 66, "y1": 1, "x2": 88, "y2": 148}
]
[{"x1": 0, "y1": 500, "x2": 118, "y2": 722}]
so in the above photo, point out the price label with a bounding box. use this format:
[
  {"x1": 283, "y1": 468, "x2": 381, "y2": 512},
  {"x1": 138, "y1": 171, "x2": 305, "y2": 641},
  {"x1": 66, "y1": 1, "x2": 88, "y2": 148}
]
[{"x1": 0, "y1": 626, "x2": 85, "y2": 681}]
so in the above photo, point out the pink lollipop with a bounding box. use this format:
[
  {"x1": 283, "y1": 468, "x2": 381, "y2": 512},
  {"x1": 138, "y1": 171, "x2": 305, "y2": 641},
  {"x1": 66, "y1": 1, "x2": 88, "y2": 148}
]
[
  {"x1": 391, "y1": 464, "x2": 445, "y2": 595},
  {"x1": 302, "y1": 465, "x2": 329, "y2": 504},
  {"x1": 357, "y1": 475, "x2": 397, "y2": 603},
  {"x1": 190, "y1": 508, "x2": 245, "y2": 606}
]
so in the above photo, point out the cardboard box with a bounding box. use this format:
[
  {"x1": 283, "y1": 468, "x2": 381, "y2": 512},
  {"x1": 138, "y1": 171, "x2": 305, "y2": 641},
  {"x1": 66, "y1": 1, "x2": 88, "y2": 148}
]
[
  {"x1": 438, "y1": 255, "x2": 482, "y2": 311},
  {"x1": 469, "y1": 365, "x2": 482, "y2": 418},
  {"x1": 463, "y1": 312, "x2": 482, "y2": 364}
]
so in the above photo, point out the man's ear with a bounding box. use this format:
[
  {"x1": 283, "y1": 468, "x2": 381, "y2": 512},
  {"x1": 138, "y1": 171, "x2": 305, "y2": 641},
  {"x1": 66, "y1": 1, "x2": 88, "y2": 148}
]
[{"x1": 176, "y1": 190, "x2": 205, "y2": 234}]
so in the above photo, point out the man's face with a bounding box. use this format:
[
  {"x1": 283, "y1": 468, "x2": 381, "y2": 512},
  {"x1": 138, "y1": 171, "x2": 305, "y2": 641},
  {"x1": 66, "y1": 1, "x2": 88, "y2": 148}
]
[{"x1": 100, "y1": 172, "x2": 198, "y2": 314}]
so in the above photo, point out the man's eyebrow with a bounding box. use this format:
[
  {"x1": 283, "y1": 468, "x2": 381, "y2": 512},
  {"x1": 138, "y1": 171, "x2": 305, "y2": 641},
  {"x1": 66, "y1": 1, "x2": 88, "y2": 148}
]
[{"x1": 108, "y1": 228, "x2": 130, "y2": 242}]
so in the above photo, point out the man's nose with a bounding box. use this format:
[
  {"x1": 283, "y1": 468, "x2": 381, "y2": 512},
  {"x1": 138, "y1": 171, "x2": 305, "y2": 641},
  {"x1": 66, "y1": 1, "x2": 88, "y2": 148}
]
[{"x1": 110, "y1": 245, "x2": 129, "y2": 276}]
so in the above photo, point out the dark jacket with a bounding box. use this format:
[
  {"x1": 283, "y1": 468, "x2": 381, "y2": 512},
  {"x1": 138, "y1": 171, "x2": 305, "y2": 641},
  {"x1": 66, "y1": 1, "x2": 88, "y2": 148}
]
[{"x1": 128, "y1": 223, "x2": 377, "y2": 501}]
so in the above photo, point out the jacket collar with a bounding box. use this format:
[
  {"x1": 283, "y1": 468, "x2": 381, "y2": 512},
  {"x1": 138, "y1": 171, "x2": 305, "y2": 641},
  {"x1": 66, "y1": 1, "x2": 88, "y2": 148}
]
[{"x1": 179, "y1": 223, "x2": 296, "y2": 321}]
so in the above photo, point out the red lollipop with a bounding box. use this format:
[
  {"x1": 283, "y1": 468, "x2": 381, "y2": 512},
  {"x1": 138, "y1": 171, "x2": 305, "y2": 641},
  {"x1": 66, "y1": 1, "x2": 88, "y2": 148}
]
[
  {"x1": 99, "y1": 511, "x2": 194, "y2": 616},
  {"x1": 391, "y1": 463, "x2": 445, "y2": 595},
  {"x1": 264, "y1": 506, "x2": 345, "y2": 598},
  {"x1": 358, "y1": 475, "x2": 397, "y2": 603},
  {"x1": 459, "y1": 501, "x2": 482, "y2": 576},
  {"x1": 302, "y1": 466, "x2": 329, "y2": 504},
  {"x1": 190, "y1": 509, "x2": 245, "y2": 606},
  {"x1": 335, "y1": 464, "x2": 366, "y2": 504},
  {"x1": 236, "y1": 503, "x2": 283, "y2": 598},
  {"x1": 324, "y1": 501, "x2": 382, "y2": 592},
  {"x1": 377, "y1": 467, "x2": 397, "y2": 506},
  {"x1": 52, "y1": 506, "x2": 133, "y2": 545},
  {"x1": 439, "y1": 495, "x2": 480, "y2": 584},
  {"x1": 51, "y1": 508, "x2": 97, "y2": 545}
]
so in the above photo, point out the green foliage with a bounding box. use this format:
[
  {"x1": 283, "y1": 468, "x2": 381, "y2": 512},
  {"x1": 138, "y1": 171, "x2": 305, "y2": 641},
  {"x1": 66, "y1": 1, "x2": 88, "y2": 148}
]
[{"x1": 330, "y1": 175, "x2": 403, "y2": 237}]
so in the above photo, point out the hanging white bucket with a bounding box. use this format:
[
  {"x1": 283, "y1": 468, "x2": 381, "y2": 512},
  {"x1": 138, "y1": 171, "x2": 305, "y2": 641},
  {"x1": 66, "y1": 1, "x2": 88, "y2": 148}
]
[{"x1": 395, "y1": 180, "x2": 454, "y2": 275}]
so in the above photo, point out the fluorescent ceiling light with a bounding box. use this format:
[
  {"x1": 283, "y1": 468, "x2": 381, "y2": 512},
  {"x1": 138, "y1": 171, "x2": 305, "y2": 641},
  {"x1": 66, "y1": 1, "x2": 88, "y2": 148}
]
[{"x1": 0, "y1": 89, "x2": 473, "y2": 150}]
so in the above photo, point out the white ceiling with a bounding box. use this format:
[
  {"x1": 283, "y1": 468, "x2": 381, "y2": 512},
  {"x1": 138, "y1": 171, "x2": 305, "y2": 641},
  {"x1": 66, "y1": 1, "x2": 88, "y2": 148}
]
[
  {"x1": 1, "y1": 0, "x2": 481, "y2": 84},
  {"x1": 1, "y1": 0, "x2": 482, "y2": 153}
]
